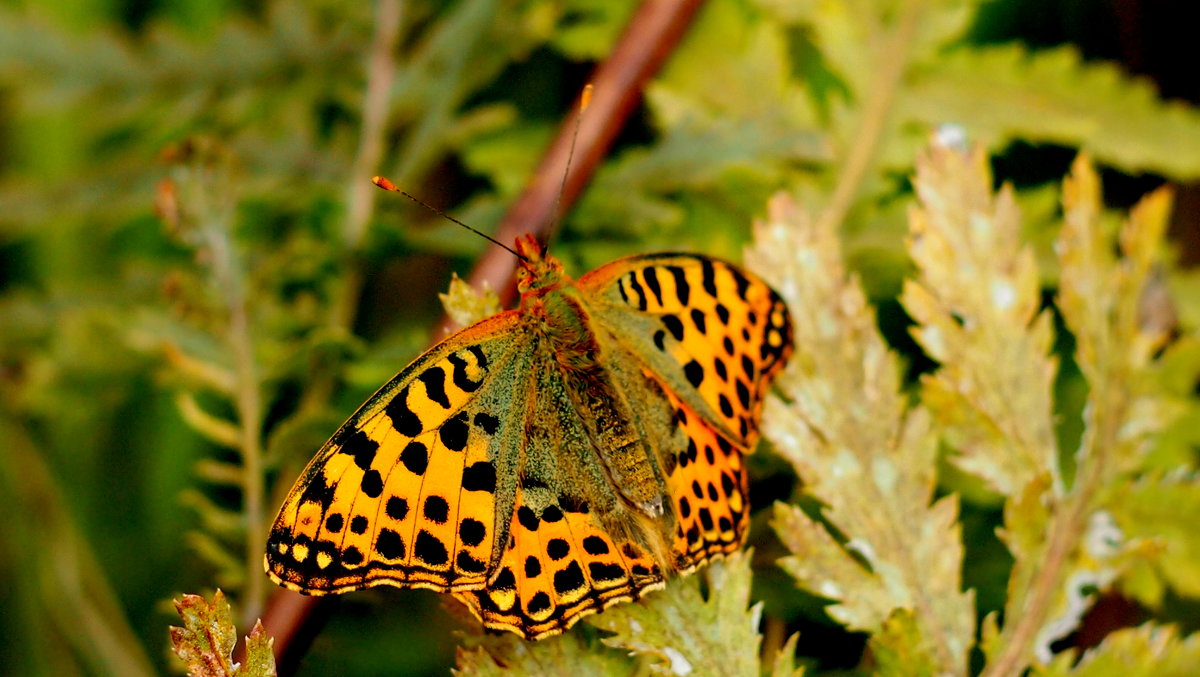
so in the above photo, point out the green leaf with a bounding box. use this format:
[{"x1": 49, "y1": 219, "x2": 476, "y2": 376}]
[
  {"x1": 242, "y1": 621, "x2": 278, "y2": 677},
  {"x1": 749, "y1": 193, "x2": 975, "y2": 676},
  {"x1": 440, "y1": 273, "x2": 503, "y2": 330},
  {"x1": 901, "y1": 145, "x2": 1058, "y2": 497},
  {"x1": 770, "y1": 632, "x2": 806, "y2": 677},
  {"x1": 589, "y1": 551, "x2": 763, "y2": 676},
  {"x1": 1108, "y1": 474, "x2": 1200, "y2": 602},
  {"x1": 169, "y1": 590, "x2": 237, "y2": 677},
  {"x1": 902, "y1": 45, "x2": 1200, "y2": 178},
  {"x1": 169, "y1": 590, "x2": 276, "y2": 677},
  {"x1": 453, "y1": 628, "x2": 634, "y2": 676}
]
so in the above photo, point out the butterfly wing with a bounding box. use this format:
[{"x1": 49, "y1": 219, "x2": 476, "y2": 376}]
[
  {"x1": 266, "y1": 312, "x2": 536, "y2": 595},
  {"x1": 579, "y1": 254, "x2": 793, "y2": 447},
  {"x1": 578, "y1": 255, "x2": 793, "y2": 567}
]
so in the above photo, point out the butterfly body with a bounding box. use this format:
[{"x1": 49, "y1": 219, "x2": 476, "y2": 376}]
[{"x1": 266, "y1": 234, "x2": 792, "y2": 639}]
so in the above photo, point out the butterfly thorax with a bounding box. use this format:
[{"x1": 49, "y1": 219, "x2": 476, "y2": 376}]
[{"x1": 514, "y1": 235, "x2": 596, "y2": 371}]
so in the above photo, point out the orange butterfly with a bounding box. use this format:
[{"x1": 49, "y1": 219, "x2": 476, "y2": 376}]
[{"x1": 265, "y1": 232, "x2": 792, "y2": 639}]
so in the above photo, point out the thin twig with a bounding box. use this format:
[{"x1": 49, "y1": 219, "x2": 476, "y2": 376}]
[{"x1": 453, "y1": 0, "x2": 706, "y2": 322}]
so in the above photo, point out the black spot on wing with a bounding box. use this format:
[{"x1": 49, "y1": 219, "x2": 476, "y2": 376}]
[
  {"x1": 401, "y1": 441, "x2": 428, "y2": 476},
  {"x1": 440, "y1": 412, "x2": 469, "y2": 452},
  {"x1": 459, "y1": 518, "x2": 486, "y2": 547},
  {"x1": 360, "y1": 469, "x2": 383, "y2": 498},
  {"x1": 643, "y1": 267, "x2": 664, "y2": 306},
  {"x1": 662, "y1": 315, "x2": 684, "y2": 341},
  {"x1": 414, "y1": 530, "x2": 448, "y2": 566},
  {"x1": 715, "y1": 303, "x2": 730, "y2": 325},
  {"x1": 666, "y1": 265, "x2": 690, "y2": 305},
  {"x1": 547, "y1": 538, "x2": 570, "y2": 560},
  {"x1": 553, "y1": 561, "x2": 586, "y2": 593},
  {"x1": 700, "y1": 259, "x2": 718, "y2": 297},
  {"x1": 457, "y1": 551, "x2": 487, "y2": 573},
  {"x1": 517, "y1": 505, "x2": 540, "y2": 531},
  {"x1": 417, "y1": 367, "x2": 451, "y2": 409},
  {"x1": 683, "y1": 360, "x2": 704, "y2": 388},
  {"x1": 741, "y1": 354, "x2": 756, "y2": 380},
  {"x1": 626, "y1": 274, "x2": 647, "y2": 311},
  {"x1": 448, "y1": 344, "x2": 488, "y2": 394},
  {"x1": 375, "y1": 528, "x2": 406, "y2": 559},
  {"x1": 525, "y1": 556, "x2": 542, "y2": 577},
  {"x1": 493, "y1": 567, "x2": 516, "y2": 590},
  {"x1": 462, "y1": 461, "x2": 496, "y2": 492},
  {"x1": 385, "y1": 496, "x2": 409, "y2": 520},
  {"x1": 423, "y1": 495, "x2": 449, "y2": 523},
  {"x1": 679, "y1": 496, "x2": 691, "y2": 518},
  {"x1": 300, "y1": 477, "x2": 336, "y2": 510},
  {"x1": 690, "y1": 307, "x2": 707, "y2": 335},
  {"x1": 730, "y1": 267, "x2": 751, "y2": 298},
  {"x1": 385, "y1": 387, "x2": 422, "y2": 437},
  {"x1": 582, "y1": 536, "x2": 609, "y2": 555},
  {"x1": 718, "y1": 394, "x2": 734, "y2": 418},
  {"x1": 473, "y1": 412, "x2": 499, "y2": 435},
  {"x1": 589, "y1": 562, "x2": 625, "y2": 582},
  {"x1": 527, "y1": 591, "x2": 551, "y2": 614},
  {"x1": 339, "y1": 429, "x2": 378, "y2": 471}
]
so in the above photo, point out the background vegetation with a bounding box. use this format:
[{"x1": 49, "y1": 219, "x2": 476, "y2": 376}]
[{"x1": 2, "y1": 1, "x2": 1199, "y2": 675}]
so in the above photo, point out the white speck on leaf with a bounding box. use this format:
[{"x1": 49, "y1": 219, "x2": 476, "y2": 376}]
[
  {"x1": 1086, "y1": 510, "x2": 1124, "y2": 559},
  {"x1": 662, "y1": 647, "x2": 692, "y2": 675},
  {"x1": 819, "y1": 580, "x2": 842, "y2": 599},
  {"x1": 991, "y1": 280, "x2": 1016, "y2": 311}
]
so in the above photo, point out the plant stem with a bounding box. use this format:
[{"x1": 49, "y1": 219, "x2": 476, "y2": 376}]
[
  {"x1": 331, "y1": 0, "x2": 404, "y2": 334},
  {"x1": 230, "y1": 276, "x2": 266, "y2": 625},
  {"x1": 980, "y1": 392, "x2": 1121, "y2": 677},
  {"x1": 816, "y1": 0, "x2": 923, "y2": 234},
  {"x1": 198, "y1": 179, "x2": 267, "y2": 625}
]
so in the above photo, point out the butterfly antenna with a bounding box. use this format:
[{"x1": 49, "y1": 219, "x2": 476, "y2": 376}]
[
  {"x1": 545, "y1": 83, "x2": 593, "y2": 254},
  {"x1": 371, "y1": 176, "x2": 528, "y2": 262}
]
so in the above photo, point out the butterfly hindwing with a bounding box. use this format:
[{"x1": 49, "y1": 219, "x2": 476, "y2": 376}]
[{"x1": 265, "y1": 313, "x2": 532, "y2": 595}]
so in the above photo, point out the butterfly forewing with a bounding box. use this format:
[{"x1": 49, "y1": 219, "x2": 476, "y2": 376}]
[
  {"x1": 265, "y1": 313, "x2": 533, "y2": 595},
  {"x1": 580, "y1": 254, "x2": 793, "y2": 447}
]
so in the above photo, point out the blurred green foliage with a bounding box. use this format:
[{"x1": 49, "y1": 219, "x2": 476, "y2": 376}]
[{"x1": 2, "y1": 0, "x2": 1200, "y2": 675}]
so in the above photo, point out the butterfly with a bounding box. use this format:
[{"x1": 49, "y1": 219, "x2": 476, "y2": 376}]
[{"x1": 265, "y1": 233, "x2": 793, "y2": 640}]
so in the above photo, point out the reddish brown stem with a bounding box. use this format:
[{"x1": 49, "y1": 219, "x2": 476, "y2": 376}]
[
  {"x1": 453, "y1": 0, "x2": 706, "y2": 319},
  {"x1": 260, "y1": 0, "x2": 705, "y2": 671}
]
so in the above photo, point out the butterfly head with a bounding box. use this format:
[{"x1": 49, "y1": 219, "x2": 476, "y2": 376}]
[{"x1": 514, "y1": 233, "x2": 566, "y2": 294}]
